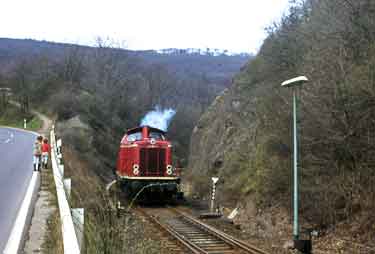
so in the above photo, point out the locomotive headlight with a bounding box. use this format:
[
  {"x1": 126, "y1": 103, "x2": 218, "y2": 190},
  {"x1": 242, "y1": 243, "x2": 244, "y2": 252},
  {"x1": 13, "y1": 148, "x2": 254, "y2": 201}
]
[
  {"x1": 166, "y1": 165, "x2": 173, "y2": 175},
  {"x1": 133, "y1": 164, "x2": 139, "y2": 175}
]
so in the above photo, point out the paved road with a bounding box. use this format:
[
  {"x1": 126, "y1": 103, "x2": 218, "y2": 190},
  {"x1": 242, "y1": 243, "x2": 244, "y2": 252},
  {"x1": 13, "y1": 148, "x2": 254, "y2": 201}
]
[{"x1": 0, "y1": 127, "x2": 36, "y2": 252}]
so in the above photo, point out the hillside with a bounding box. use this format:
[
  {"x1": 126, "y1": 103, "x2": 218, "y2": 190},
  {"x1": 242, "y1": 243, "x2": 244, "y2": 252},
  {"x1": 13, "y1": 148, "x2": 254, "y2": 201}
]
[
  {"x1": 0, "y1": 37, "x2": 249, "y2": 179},
  {"x1": 188, "y1": 0, "x2": 375, "y2": 251},
  {"x1": 0, "y1": 38, "x2": 249, "y2": 111}
]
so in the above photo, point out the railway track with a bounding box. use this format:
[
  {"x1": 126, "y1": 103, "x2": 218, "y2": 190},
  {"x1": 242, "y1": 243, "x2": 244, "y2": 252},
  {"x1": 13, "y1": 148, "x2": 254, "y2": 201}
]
[{"x1": 136, "y1": 206, "x2": 270, "y2": 254}]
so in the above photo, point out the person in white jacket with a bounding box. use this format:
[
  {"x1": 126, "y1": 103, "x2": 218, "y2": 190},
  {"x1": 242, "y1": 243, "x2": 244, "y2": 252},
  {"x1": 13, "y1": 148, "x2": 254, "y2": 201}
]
[{"x1": 33, "y1": 136, "x2": 43, "y2": 171}]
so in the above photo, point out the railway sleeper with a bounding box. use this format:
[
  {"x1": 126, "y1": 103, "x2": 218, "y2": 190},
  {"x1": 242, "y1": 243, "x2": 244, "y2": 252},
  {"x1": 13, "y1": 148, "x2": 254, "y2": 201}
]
[
  {"x1": 189, "y1": 240, "x2": 224, "y2": 243},
  {"x1": 196, "y1": 243, "x2": 229, "y2": 247},
  {"x1": 188, "y1": 239, "x2": 222, "y2": 243},
  {"x1": 194, "y1": 241, "x2": 228, "y2": 245},
  {"x1": 183, "y1": 232, "x2": 211, "y2": 235},
  {"x1": 205, "y1": 251, "x2": 237, "y2": 254}
]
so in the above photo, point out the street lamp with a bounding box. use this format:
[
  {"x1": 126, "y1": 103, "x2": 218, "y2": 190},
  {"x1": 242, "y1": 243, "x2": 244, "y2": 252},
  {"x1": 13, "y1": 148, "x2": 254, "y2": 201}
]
[{"x1": 281, "y1": 76, "x2": 308, "y2": 242}]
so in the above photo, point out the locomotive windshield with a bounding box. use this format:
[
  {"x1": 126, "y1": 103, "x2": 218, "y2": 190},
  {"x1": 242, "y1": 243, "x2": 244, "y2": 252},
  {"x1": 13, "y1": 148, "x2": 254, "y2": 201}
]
[
  {"x1": 126, "y1": 131, "x2": 165, "y2": 141},
  {"x1": 125, "y1": 126, "x2": 166, "y2": 142},
  {"x1": 149, "y1": 131, "x2": 165, "y2": 140},
  {"x1": 127, "y1": 132, "x2": 142, "y2": 142}
]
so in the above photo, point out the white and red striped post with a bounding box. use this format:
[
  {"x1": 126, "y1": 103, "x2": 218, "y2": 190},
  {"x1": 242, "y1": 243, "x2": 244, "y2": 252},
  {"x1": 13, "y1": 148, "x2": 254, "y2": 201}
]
[{"x1": 210, "y1": 177, "x2": 219, "y2": 213}]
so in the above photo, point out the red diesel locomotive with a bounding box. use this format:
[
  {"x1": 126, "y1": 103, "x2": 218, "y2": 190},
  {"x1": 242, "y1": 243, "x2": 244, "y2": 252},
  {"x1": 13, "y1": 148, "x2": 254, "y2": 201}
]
[{"x1": 116, "y1": 125, "x2": 181, "y2": 198}]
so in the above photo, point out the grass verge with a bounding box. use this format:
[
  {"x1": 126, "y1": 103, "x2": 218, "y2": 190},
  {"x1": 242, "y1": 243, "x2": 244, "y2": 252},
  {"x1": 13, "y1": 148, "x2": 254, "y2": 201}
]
[
  {"x1": 0, "y1": 104, "x2": 42, "y2": 131},
  {"x1": 41, "y1": 165, "x2": 64, "y2": 254}
]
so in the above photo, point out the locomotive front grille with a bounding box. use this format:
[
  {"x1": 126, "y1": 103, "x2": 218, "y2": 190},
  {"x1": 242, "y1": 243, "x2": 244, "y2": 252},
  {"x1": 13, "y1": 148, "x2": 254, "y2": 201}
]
[{"x1": 139, "y1": 148, "x2": 166, "y2": 176}]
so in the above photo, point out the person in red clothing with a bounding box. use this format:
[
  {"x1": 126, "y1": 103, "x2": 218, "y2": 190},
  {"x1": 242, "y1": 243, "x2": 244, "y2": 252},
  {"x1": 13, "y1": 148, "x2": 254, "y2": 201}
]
[{"x1": 41, "y1": 138, "x2": 51, "y2": 169}]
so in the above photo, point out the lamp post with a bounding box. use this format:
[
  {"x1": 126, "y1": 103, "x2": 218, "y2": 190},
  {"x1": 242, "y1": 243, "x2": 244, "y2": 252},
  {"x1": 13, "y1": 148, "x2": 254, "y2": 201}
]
[{"x1": 281, "y1": 76, "x2": 308, "y2": 241}]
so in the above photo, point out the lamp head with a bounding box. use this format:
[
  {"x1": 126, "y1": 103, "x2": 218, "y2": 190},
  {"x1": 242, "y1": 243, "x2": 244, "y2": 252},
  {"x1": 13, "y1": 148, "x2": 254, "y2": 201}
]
[{"x1": 281, "y1": 76, "x2": 308, "y2": 88}]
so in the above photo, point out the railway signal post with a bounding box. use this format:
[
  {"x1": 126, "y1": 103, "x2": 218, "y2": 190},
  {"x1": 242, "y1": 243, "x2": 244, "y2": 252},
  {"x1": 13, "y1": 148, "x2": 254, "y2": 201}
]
[
  {"x1": 210, "y1": 177, "x2": 219, "y2": 213},
  {"x1": 281, "y1": 76, "x2": 312, "y2": 254}
]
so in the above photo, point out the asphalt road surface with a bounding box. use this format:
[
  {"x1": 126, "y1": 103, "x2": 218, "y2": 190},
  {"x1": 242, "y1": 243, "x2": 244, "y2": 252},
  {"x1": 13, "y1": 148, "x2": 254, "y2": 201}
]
[{"x1": 0, "y1": 127, "x2": 36, "y2": 252}]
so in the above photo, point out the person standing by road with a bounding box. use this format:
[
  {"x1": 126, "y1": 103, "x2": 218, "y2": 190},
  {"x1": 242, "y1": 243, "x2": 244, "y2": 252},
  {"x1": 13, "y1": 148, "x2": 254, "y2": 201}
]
[
  {"x1": 41, "y1": 138, "x2": 51, "y2": 169},
  {"x1": 33, "y1": 136, "x2": 43, "y2": 171}
]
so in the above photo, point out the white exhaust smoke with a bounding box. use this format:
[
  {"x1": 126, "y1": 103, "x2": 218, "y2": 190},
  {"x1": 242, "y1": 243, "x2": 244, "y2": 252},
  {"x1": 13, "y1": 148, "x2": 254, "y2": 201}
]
[{"x1": 140, "y1": 106, "x2": 176, "y2": 131}]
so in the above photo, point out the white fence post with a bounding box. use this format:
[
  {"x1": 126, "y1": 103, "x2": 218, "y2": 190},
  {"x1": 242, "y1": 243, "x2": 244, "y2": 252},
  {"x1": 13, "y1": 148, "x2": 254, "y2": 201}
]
[
  {"x1": 57, "y1": 153, "x2": 63, "y2": 164},
  {"x1": 72, "y1": 208, "x2": 84, "y2": 250},
  {"x1": 57, "y1": 139, "x2": 62, "y2": 154},
  {"x1": 64, "y1": 178, "x2": 71, "y2": 199},
  {"x1": 59, "y1": 165, "x2": 64, "y2": 177}
]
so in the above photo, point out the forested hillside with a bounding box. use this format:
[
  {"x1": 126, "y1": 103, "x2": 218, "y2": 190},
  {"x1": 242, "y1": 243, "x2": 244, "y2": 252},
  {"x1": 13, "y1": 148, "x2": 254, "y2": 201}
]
[
  {"x1": 188, "y1": 0, "x2": 375, "y2": 248},
  {"x1": 0, "y1": 38, "x2": 249, "y2": 179}
]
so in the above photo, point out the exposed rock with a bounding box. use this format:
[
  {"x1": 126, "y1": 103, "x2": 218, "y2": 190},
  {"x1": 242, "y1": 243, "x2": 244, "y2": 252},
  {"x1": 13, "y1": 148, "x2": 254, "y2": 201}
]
[
  {"x1": 59, "y1": 115, "x2": 89, "y2": 130},
  {"x1": 192, "y1": 126, "x2": 199, "y2": 134},
  {"x1": 231, "y1": 100, "x2": 241, "y2": 110},
  {"x1": 283, "y1": 240, "x2": 294, "y2": 249},
  {"x1": 187, "y1": 73, "x2": 259, "y2": 202}
]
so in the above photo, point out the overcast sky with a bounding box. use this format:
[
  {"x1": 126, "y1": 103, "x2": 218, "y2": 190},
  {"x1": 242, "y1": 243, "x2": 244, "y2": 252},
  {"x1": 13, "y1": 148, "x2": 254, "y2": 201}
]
[{"x1": 0, "y1": 0, "x2": 290, "y2": 53}]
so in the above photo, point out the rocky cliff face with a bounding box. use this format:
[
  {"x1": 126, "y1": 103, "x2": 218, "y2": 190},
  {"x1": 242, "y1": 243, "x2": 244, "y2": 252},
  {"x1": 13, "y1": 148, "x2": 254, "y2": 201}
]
[{"x1": 187, "y1": 67, "x2": 266, "y2": 204}]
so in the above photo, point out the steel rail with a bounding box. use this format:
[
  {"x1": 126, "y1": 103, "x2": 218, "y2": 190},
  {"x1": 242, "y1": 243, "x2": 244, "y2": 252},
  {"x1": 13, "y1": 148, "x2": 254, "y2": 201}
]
[
  {"x1": 171, "y1": 208, "x2": 270, "y2": 254},
  {"x1": 136, "y1": 208, "x2": 205, "y2": 254},
  {"x1": 136, "y1": 206, "x2": 270, "y2": 254}
]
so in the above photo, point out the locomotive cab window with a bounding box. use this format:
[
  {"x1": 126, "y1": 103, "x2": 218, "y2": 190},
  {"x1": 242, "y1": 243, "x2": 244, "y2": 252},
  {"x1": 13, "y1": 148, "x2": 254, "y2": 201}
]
[
  {"x1": 127, "y1": 132, "x2": 142, "y2": 142},
  {"x1": 149, "y1": 131, "x2": 165, "y2": 140}
]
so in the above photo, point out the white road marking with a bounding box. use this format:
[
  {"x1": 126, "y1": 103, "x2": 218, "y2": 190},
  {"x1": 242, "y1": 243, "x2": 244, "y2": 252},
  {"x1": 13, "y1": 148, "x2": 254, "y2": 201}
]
[
  {"x1": 2, "y1": 131, "x2": 14, "y2": 144},
  {"x1": 0, "y1": 130, "x2": 22, "y2": 145},
  {"x1": 0, "y1": 130, "x2": 12, "y2": 144},
  {"x1": 3, "y1": 172, "x2": 40, "y2": 254}
]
